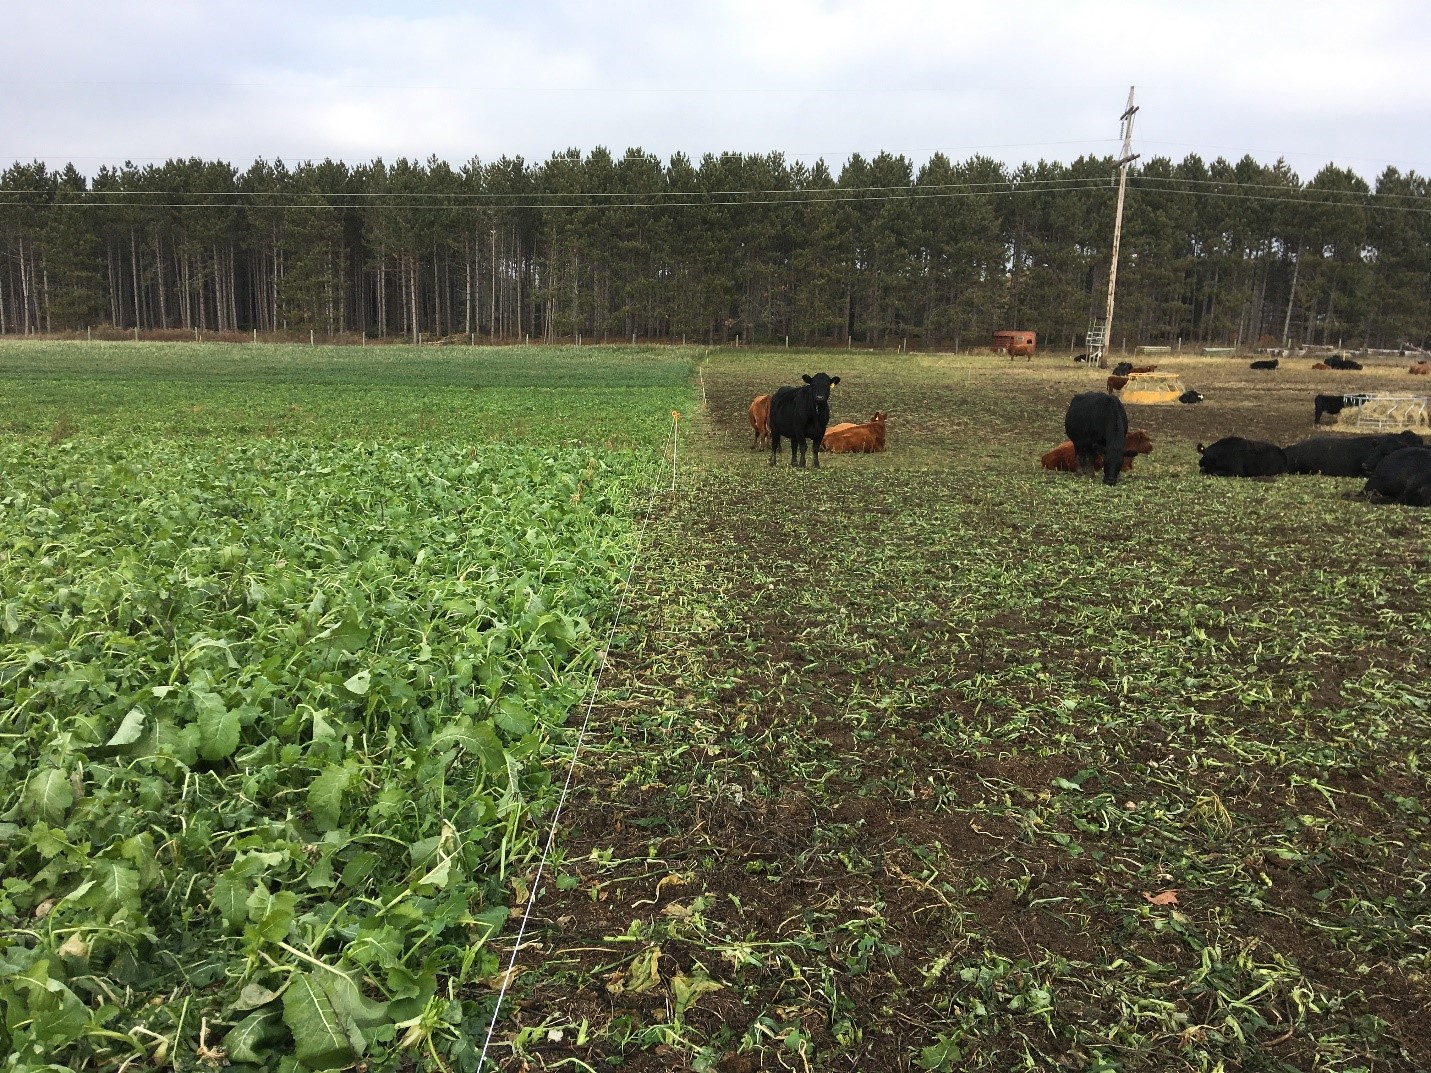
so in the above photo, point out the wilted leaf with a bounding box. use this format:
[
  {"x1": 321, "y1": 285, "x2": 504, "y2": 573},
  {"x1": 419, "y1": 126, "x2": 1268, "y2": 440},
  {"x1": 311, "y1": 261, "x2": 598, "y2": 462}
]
[
  {"x1": 1143, "y1": 890, "x2": 1179, "y2": 907},
  {"x1": 671, "y1": 970, "x2": 721, "y2": 1017}
]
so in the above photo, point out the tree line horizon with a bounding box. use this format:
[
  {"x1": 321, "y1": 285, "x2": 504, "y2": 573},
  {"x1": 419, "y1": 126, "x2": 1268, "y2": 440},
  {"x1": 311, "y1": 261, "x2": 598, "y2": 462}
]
[{"x1": 1, "y1": 147, "x2": 1428, "y2": 351}]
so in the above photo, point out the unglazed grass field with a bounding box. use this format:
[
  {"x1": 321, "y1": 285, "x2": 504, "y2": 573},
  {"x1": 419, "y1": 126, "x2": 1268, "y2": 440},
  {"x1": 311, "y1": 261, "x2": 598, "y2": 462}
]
[{"x1": 1, "y1": 341, "x2": 1428, "y2": 1072}]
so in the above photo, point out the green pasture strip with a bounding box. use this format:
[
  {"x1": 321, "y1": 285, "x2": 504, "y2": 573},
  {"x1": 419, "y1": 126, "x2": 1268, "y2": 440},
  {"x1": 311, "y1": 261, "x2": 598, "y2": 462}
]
[
  {"x1": 0, "y1": 435, "x2": 662, "y2": 1071},
  {"x1": 509, "y1": 429, "x2": 1431, "y2": 1068},
  {"x1": 0, "y1": 341, "x2": 696, "y2": 448}
]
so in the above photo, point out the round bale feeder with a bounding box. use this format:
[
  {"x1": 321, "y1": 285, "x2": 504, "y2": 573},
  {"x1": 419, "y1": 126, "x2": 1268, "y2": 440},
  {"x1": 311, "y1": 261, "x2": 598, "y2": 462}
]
[
  {"x1": 1332, "y1": 394, "x2": 1430, "y2": 432},
  {"x1": 1120, "y1": 371, "x2": 1186, "y2": 405}
]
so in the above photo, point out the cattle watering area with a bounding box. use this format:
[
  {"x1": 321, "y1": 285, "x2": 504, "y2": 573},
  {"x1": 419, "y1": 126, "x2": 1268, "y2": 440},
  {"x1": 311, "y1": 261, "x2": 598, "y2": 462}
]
[{"x1": 0, "y1": 341, "x2": 1428, "y2": 1073}]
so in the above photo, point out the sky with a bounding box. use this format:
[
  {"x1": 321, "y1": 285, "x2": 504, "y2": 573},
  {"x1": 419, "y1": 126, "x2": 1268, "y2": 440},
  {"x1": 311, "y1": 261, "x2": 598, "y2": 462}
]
[{"x1": 5, "y1": 0, "x2": 1430, "y2": 184}]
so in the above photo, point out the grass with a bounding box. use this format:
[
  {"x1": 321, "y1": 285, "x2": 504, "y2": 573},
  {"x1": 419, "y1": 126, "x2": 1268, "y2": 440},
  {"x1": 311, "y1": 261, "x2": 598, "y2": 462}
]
[{"x1": 0, "y1": 340, "x2": 695, "y2": 447}]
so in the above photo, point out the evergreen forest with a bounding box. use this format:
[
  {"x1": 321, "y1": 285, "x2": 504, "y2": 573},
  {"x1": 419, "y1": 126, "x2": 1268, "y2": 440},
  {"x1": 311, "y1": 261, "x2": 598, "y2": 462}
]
[{"x1": 2, "y1": 148, "x2": 1428, "y2": 351}]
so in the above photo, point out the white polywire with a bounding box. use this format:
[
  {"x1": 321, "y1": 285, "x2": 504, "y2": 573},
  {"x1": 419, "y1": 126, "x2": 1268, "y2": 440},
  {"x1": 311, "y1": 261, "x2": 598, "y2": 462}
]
[{"x1": 475, "y1": 429, "x2": 672, "y2": 1070}]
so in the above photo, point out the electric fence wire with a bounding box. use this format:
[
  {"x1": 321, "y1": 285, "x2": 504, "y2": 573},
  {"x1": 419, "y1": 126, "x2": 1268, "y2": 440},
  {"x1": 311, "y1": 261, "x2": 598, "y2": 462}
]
[{"x1": 474, "y1": 419, "x2": 675, "y2": 1070}]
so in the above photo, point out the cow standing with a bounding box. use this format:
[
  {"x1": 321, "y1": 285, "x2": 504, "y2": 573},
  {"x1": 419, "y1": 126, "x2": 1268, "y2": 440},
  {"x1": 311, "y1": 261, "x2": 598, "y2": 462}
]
[
  {"x1": 1064, "y1": 392, "x2": 1129, "y2": 485},
  {"x1": 769, "y1": 373, "x2": 841, "y2": 468},
  {"x1": 748, "y1": 394, "x2": 772, "y2": 449}
]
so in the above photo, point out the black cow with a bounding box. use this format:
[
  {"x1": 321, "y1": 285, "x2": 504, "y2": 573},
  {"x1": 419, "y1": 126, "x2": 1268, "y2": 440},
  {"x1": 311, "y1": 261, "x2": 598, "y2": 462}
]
[
  {"x1": 1179, "y1": 389, "x2": 1204, "y2": 404},
  {"x1": 1111, "y1": 361, "x2": 1134, "y2": 377},
  {"x1": 1073, "y1": 353, "x2": 1092, "y2": 364},
  {"x1": 1325, "y1": 354, "x2": 1364, "y2": 370},
  {"x1": 1064, "y1": 392, "x2": 1129, "y2": 485},
  {"x1": 1197, "y1": 437, "x2": 1288, "y2": 477},
  {"x1": 768, "y1": 372, "x2": 840, "y2": 468},
  {"x1": 1314, "y1": 393, "x2": 1372, "y2": 425},
  {"x1": 1363, "y1": 447, "x2": 1431, "y2": 506},
  {"x1": 1250, "y1": 358, "x2": 1279, "y2": 370},
  {"x1": 1285, "y1": 431, "x2": 1424, "y2": 477}
]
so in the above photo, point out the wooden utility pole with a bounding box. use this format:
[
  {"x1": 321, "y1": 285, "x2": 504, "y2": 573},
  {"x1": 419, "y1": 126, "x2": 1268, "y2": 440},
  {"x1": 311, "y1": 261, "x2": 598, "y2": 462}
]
[{"x1": 1097, "y1": 87, "x2": 1139, "y2": 367}]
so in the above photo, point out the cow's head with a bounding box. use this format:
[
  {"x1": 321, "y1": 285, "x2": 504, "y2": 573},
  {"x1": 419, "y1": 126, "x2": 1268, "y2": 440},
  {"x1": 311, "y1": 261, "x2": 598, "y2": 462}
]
[{"x1": 801, "y1": 373, "x2": 840, "y2": 407}]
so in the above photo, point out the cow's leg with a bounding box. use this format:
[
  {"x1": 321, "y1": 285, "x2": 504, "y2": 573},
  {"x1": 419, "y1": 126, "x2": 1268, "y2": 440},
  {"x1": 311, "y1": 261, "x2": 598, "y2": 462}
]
[
  {"x1": 1102, "y1": 444, "x2": 1125, "y2": 485},
  {"x1": 791, "y1": 438, "x2": 803, "y2": 467},
  {"x1": 769, "y1": 432, "x2": 780, "y2": 466},
  {"x1": 811, "y1": 438, "x2": 821, "y2": 468}
]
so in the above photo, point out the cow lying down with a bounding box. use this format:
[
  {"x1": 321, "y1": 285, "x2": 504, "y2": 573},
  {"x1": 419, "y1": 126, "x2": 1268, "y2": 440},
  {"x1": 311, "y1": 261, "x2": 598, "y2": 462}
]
[
  {"x1": 1041, "y1": 428, "x2": 1153, "y2": 474},
  {"x1": 1284, "y1": 431, "x2": 1424, "y2": 477},
  {"x1": 1364, "y1": 447, "x2": 1431, "y2": 506},
  {"x1": 1197, "y1": 437, "x2": 1288, "y2": 477},
  {"x1": 822, "y1": 412, "x2": 887, "y2": 453}
]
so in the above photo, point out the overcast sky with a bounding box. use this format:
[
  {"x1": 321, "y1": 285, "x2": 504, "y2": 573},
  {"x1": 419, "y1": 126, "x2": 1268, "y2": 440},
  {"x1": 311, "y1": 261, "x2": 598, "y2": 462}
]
[{"x1": 6, "y1": 0, "x2": 1429, "y2": 183}]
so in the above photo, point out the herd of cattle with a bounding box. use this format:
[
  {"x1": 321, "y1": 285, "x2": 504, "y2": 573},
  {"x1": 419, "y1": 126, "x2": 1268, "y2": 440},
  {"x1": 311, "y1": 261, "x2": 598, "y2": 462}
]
[
  {"x1": 747, "y1": 375, "x2": 888, "y2": 466},
  {"x1": 1057, "y1": 390, "x2": 1431, "y2": 506},
  {"x1": 747, "y1": 370, "x2": 1431, "y2": 507}
]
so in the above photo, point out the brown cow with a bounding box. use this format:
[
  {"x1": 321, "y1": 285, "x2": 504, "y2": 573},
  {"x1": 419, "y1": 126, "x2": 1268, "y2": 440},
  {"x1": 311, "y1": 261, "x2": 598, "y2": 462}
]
[
  {"x1": 748, "y1": 393, "x2": 772, "y2": 449},
  {"x1": 1130, "y1": 364, "x2": 1158, "y2": 374},
  {"x1": 823, "y1": 412, "x2": 882, "y2": 439},
  {"x1": 822, "y1": 412, "x2": 888, "y2": 453},
  {"x1": 1312, "y1": 362, "x2": 1330, "y2": 370},
  {"x1": 1107, "y1": 375, "x2": 1129, "y2": 392},
  {"x1": 1041, "y1": 428, "x2": 1153, "y2": 473},
  {"x1": 1410, "y1": 361, "x2": 1430, "y2": 375}
]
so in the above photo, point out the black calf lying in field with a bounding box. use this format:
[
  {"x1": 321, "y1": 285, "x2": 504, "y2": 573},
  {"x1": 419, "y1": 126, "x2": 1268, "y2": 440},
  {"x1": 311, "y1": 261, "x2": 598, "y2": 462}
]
[
  {"x1": 1197, "y1": 437, "x2": 1288, "y2": 477},
  {"x1": 1250, "y1": 358, "x2": 1279, "y2": 370},
  {"x1": 1325, "y1": 354, "x2": 1364, "y2": 370},
  {"x1": 1178, "y1": 389, "x2": 1204, "y2": 404}
]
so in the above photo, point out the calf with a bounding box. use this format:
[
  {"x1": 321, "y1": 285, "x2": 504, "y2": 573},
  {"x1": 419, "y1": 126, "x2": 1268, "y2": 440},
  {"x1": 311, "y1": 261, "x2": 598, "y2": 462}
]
[
  {"x1": 1041, "y1": 427, "x2": 1152, "y2": 474},
  {"x1": 1197, "y1": 437, "x2": 1288, "y2": 477},
  {"x1": 768, "y1": 373, "x2": 840, "y2": 468},
  {"x1": 1130, "y1": 364, "x2": 1158, "y2": 374},
  {"x1": 1250, "y1": 358, "x2": 1279, "y2": 370},
  {"x1": 1410, "y1": 361, "x2": 1429, "y2": 375},
  {"x1": 748, "y1": 394, "x2": 772, "y2": 450},
  {"x1": 1311, "y1": 362, "x2": 1330, "y2": 370},
  {"x1": 1363, "y1": 447, "x2": 1431, "y2": 506},
  {"x1": 1285, "y1": 431, "x2": 1425, "y2": 477},
  {"x1": 1064, "y1": 392, "x2": 1129, "y2": 485},
  {"x1": 1178, "y1": 389, "x2": 1205, "y2": 404},
  {"x1": 1111, "y1": 361, "x2": 1134, "y2": 377},
  {"x1": 822, "y1": 412, "x2": 887, "y2": 454},
  {"x1": 1073, "y1": 353, "x2": 1092, "y2": 364},
  {"x1": 1106, "y1": 375, "x2": 1129, "y2": 392}
]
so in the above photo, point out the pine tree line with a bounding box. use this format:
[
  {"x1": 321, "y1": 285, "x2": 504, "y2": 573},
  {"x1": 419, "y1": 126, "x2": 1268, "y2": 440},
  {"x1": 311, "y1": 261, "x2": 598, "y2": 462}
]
[{"x1": 1, "y1": 148, "x2": 1428, "y2": 349}]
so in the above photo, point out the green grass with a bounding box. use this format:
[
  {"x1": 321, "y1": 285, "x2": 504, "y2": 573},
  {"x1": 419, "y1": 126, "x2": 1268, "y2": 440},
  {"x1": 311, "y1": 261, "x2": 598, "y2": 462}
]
[{"x1": 0, "y1": 340, "x2": 695, "y2": 447}]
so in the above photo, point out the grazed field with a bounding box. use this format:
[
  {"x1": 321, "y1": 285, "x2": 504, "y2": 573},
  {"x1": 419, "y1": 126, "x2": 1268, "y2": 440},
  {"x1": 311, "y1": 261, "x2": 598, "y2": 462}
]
[{"x1": 505, "y1": 351, "x2": 1431, "y2": 1072}]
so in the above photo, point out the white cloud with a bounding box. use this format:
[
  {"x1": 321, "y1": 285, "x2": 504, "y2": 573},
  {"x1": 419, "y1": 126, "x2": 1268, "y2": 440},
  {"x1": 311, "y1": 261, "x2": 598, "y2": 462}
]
[{"x1": 3, "y1": 0, "x2": 1429, "y2": 179}]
